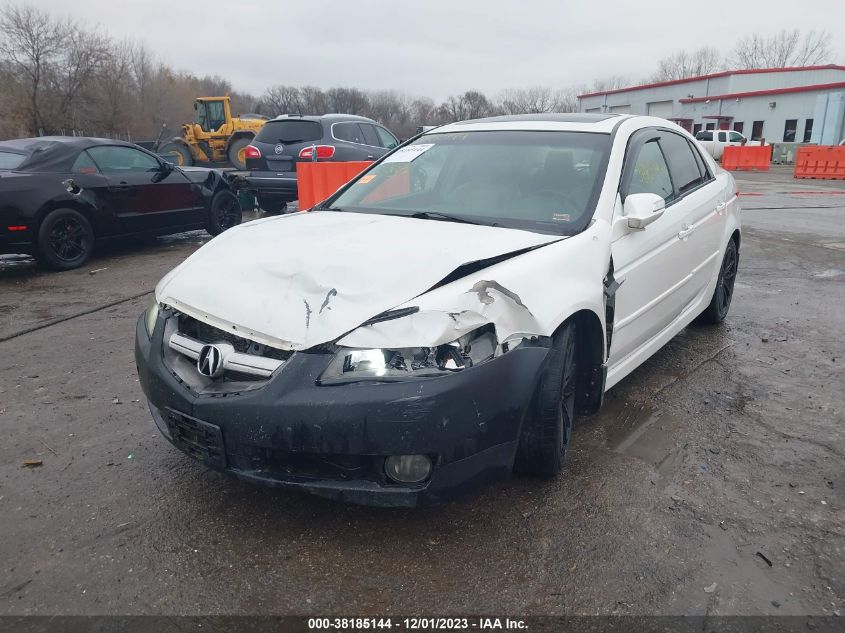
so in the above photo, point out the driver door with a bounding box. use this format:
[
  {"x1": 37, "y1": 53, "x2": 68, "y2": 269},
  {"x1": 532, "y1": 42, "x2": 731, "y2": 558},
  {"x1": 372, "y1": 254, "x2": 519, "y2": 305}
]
[
  {"x1": 86, "y1": 145, "x2": 204, "y2": 234},
  {"x1": 608, "y1": 130, "x2": 698, "y2": 367}
]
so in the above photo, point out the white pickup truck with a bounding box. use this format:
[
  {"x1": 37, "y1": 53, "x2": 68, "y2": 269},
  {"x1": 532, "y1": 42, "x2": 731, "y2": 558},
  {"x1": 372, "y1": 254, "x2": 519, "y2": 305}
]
[{"x1": 694, "y1": 129, "x2": 762, "y2": 160}]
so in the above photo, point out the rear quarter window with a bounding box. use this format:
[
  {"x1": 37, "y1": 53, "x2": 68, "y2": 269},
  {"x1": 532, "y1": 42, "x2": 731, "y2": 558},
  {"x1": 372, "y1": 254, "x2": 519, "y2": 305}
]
[
  {"x1": 0, "y1": 151, "x2": 25, "y2": 169},
  {"x1": 256, "y1": 120, "x2": 322, "y2": 144}
]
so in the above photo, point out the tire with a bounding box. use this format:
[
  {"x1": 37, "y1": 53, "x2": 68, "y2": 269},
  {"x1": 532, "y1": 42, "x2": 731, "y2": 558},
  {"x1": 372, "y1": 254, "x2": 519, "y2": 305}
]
[
  {"x1": 160, "y1": 142, "x2": 192, "y2": 167},
  {"x1": 227, "y1": 137, "x2": 252, "y2": 170},
  {"x1": 697, "y1": 238, "x2": 738, "y2": 324},
  {"x1": 257, "y1": 195, "x2": 288, "y2": 214},
  {"x1": 206, "y1": 190, "x2": 242, "y2": 236},
  {"x1": 35, "y1": 208, "x2": 95, "y2": 271},
  {"x1": 515, "y1": 321, "x2": 578, "y2": 476}
]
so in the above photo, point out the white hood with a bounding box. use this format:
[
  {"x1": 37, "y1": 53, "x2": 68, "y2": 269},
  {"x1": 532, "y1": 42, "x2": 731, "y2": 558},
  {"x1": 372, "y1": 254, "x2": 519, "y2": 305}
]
[{"x1": 155, "y1": 211, "x2": 563, "y2": 350}]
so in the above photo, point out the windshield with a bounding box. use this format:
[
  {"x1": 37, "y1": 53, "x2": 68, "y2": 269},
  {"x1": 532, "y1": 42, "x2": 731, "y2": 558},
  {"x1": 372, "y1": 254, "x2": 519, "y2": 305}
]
[
  {"x1": 0, "y1": 151, "x2": 26, "y2": 170},
  {"x1": 327, "y1": 130, "x2": 611, "y2": 234}
]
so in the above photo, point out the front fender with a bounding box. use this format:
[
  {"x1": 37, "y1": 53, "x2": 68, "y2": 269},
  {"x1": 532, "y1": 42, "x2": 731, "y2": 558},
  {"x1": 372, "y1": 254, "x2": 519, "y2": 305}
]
[{"x1": 339, "y1": 220, "x2": 612, "y2": 357}]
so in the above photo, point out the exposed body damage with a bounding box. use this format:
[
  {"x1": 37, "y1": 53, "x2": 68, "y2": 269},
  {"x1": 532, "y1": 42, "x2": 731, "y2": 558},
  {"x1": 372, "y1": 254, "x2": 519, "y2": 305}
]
[
  {"x1": 154, "y1": 210, "x2": 565, "y2": 351},
  {"x1": 136, "y1": 113, "x2": 741, "y2": 506},
  {"x1": 339, "y1": 220, "x2": 611, "y2": 353}
]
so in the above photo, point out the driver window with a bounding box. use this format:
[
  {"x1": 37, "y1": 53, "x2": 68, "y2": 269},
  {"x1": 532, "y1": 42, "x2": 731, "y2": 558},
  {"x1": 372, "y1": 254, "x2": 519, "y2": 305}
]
[
  {"x1": 627, "y1": 140, "x2": 673, "y2": 202},
  {"x1": 87, "y1": 146, "x2": 160, "y2": 174}
]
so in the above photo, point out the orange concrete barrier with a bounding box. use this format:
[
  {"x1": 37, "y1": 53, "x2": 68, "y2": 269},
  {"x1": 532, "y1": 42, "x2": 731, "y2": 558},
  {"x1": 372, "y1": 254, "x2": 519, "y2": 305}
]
[
  {"x1": 296, "y1": 161, "x2": 372, "y2": 210},
  {"x1": 721, "y1": 145, "x2": 772, "y2": 171},
  {"x1": 794, "y1": 146, "x2": 845, "y2": 180}
]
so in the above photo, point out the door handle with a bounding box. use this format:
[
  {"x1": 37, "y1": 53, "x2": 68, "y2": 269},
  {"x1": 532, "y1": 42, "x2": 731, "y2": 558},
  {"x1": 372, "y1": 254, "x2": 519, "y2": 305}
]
[
  {"x1": 715, "y1": 201, "x2": 728, "y2": 214},
  {"x1": 366, "y1": 155, "x2": 375, "y2": 160},
  {"x1": 108, "y1": 183, "x2": 131, "y2": 192},
  {"x1": 678, "y1": 224, "x2": 695, "y2": 239}
]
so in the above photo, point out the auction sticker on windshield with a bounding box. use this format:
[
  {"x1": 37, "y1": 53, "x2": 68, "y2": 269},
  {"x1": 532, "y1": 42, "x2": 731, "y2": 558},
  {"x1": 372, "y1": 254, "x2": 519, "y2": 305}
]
[{"x1": 382, "y1": 143, "x2": 435, "y2": 163}]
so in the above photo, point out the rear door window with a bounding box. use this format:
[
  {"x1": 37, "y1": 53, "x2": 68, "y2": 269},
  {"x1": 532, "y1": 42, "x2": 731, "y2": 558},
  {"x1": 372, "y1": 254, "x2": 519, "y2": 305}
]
[
  {"x1": 255, "y1": 120, "x2": 322, "y2": 144},
  {"x1": 333, "y1": 122, "x2": 365, "y2": 145},
  {"x1": 359, "y1": 124, "x2": 380, "y2": 147},
  {"x1": 695, "y1": 131, "x2": 713, "y2": 141},
  {"x1": 659, "y1": 131, "x2": 707, "y2": 195}
]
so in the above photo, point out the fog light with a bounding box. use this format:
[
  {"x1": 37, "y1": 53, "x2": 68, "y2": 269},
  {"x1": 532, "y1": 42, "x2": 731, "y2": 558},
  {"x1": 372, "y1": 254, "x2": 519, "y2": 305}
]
[{"x1": 384, "y1": 454, "x2": 432, "y2": 484}]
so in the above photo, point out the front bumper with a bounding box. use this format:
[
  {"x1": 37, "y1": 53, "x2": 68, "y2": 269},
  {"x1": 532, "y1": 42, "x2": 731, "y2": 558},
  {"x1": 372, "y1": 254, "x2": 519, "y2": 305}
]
[
  {"x1": 135, "y1": 313, "x2": 550, "y2": 506},
  {"x1": 244, "y1": 172, "x2": 298, "y2": 202}
]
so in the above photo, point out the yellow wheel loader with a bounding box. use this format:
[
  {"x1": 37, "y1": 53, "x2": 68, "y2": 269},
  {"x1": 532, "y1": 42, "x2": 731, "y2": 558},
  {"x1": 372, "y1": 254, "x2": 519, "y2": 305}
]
[{"x1": 158, "y1": 96, "x2": 267, "y2": 170}]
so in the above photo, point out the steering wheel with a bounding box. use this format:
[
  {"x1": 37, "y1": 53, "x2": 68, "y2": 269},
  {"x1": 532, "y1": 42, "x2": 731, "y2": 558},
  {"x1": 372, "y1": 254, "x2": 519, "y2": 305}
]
[{"x1": 532, "y1": 189, "x2": 581, "y2": 217}]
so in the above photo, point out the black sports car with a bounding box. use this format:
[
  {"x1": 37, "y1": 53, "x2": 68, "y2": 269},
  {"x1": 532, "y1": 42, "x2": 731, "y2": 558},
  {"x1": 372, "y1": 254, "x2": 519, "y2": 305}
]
[{"x1": 0, "y1": 136, "x2": 242, "y2": 270}]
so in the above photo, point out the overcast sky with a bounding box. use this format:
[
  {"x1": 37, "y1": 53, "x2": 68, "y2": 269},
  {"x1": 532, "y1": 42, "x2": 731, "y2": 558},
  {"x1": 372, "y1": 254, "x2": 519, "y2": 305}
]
[{"x1": 22, "y1": 0, "x2": 845, "y2": 100}]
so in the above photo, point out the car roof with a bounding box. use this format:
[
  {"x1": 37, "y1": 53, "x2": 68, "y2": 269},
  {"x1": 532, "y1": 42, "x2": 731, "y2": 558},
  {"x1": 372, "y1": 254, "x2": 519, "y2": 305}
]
[
  {"x1": 0, "y1": 136, "x2": 141, "y2": 172},
  {"x1": 269, "y1": 114, "x2": 377, "y2": 123},
  {"x1": 433, "y1": 113, "x2": 632, "y2": 135}
]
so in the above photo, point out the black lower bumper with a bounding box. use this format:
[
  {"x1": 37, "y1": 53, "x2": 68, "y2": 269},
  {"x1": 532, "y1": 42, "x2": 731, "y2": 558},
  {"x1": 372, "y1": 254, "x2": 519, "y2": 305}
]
[
  {"x1": 135, "y1": 314, "x2": 550, "y2": 506},
  {"x1": 244, "y1": 172, "x2": 298, "y2": 202}
]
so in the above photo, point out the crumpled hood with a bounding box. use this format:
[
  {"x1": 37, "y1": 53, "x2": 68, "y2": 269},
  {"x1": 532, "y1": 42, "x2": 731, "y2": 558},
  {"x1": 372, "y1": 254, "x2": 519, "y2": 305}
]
[{"x1": 155, "y1": 211, "x2": 563, "y2": 350}]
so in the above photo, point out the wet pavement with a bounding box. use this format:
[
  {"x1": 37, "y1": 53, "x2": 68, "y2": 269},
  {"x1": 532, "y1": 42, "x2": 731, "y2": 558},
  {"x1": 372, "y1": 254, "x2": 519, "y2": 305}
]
[{"x1": 0, "y1": 175, "x2": 842, "y2": 616}]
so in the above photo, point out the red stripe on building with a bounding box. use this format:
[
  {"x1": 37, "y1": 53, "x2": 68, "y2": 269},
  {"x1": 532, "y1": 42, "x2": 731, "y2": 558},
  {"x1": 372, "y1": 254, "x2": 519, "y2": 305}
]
[
  {"x1": 577, "y1": 65, "x2": 845, "y2": 99},
  {"x1": 678, "y1": 82, "x2": 845, "y2": 103}
]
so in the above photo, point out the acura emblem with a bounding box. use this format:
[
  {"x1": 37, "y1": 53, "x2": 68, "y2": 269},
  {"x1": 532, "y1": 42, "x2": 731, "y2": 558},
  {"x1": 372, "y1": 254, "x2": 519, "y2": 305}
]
[
  {"x1": 197, "y1": 344, "x2": 224, "y2": 378},
  {"x1": 274, "y1": 143, "x2": 284, "y2": 154}
]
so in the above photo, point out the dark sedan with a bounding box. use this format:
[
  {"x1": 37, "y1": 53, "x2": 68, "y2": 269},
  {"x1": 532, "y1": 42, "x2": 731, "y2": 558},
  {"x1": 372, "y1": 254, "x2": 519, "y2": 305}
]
[{"x1": 0, "y1": 137, "x2": 242, "y2": 271}]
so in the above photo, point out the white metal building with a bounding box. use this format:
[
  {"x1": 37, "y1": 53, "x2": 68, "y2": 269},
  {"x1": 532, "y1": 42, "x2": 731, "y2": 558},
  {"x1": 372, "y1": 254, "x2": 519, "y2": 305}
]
[{"x1": 578, "y1": 65, "x2": 845, "y2": 144}]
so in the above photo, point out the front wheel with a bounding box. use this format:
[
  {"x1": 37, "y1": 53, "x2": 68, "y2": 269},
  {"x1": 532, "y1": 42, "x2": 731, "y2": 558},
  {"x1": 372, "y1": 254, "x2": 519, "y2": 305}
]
[
  {"x1": 698, "y1": 238, "x2": 738, "y2": 324},
  {"x1": 35, "y1": 208, "x2": 95, "y2": 271},
  {"x1": 206, "y1": 190, "x2": 242, "y2": 236},
  {"x1": 514, "y1": 322, "x2": 578, "y2": 476}
]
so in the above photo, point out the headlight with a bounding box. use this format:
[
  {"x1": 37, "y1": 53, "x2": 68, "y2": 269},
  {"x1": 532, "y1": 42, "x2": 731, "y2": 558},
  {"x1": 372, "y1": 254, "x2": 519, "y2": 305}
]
[
  {"x1": 144, "y1": 297, "x2": 159, "y2": 335},
  {"x1": 319, "y1": 326, "x2": 498, "y2": 384}
]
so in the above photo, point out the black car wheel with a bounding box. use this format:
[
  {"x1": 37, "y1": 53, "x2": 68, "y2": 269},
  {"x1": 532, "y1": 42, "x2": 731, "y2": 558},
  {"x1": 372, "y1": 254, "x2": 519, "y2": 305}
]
[
  {"x1": 207, "y1": 190, "x2": 242, "y2": 236},
  {"x1": 36, "y1": 208, "x2": 95, "y2": 271},
  {"x1": 514, "y1": 321, "x2": 578, "y2": 476},
  {"x1": 160, "y1": 142, "x2": 192, "y2": 167},
  {"x1": 698, "y1": 238, "x2": 738, "y2": 324},
  {"x1": 257, "y1": 195, "x2": 288, "y2": 214}
]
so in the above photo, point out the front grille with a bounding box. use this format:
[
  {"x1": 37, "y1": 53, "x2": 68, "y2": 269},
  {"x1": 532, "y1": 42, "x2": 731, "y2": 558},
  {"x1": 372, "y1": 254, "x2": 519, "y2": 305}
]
[
  {"x1": 164, "y1": 409, "x2": 226, "y2": 469},
  {"x1": 177, "y1": 314, "x2": 293, "y2": 362},
  {"x1": 230, "y1": 446, "x2": 382, "y2": 482}
]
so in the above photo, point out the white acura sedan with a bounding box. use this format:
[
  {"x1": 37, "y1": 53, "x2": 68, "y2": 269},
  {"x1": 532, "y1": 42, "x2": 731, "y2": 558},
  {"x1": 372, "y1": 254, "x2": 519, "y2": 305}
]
[{"x1": 135, "y1": 113, "x2": 740, "y2": 506}]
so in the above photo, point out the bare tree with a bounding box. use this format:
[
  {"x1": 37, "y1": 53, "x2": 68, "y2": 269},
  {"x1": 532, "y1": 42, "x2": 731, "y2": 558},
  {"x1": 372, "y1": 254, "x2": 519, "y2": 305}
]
[
  {"x1": 498, "y1": 87, "x2": 561, "y2": 114},
  {"x1": 730, "y1": 29, "x2": 833, "y2": 69},
  {"x1": 261, "y1": 85, "x2": 302, "y2": 116},
  {"x1": 299, "y1": 86, "x2": 328, "y2": 115},
  {"x1": 588, "y1": 75, "x2": 631, "y2": 93},
  {"x1": 652, "y1": 47, "x2": 722, "y2": 81},
  {"x1": 0, "y1": 4, "x2": 66, "y2": 134},
  {"x1": 325, "y1": 87, "x2": 369, "y2": 114}
]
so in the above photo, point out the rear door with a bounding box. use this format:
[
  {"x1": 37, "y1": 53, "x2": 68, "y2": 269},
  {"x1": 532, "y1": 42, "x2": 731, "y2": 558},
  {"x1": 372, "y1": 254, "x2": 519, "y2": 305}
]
[
  {"x1": 331, "y1": 122, "x2": 377, "y2": 161},
  {"x1": 86, "y1": 145, "x2": 202, "y2": 234},
  {"x1": 658, "y1": 130, "x2": 726, "y2": 307}
]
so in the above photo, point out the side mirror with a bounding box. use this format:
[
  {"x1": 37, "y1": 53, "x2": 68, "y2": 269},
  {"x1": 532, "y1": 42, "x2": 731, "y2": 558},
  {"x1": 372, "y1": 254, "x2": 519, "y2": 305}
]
[
  {"x1": 152, "y1": 160, "x2": 174, "y2": 183},
  {"x1": 623, "y1": 193, "x2": 665, "y2": 230}
]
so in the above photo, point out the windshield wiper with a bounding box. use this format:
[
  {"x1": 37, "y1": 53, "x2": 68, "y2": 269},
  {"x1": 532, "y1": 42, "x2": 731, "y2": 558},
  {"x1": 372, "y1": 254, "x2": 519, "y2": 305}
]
[{"x1": 409, "y1": 211, "x2": 484, "y2": 225}]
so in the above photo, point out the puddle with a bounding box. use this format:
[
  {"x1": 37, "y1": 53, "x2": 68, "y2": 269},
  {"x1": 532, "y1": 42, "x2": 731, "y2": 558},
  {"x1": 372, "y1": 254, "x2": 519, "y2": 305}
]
[{"x1": 603, "y1": 399, "x2": 685, "y2": 478}]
